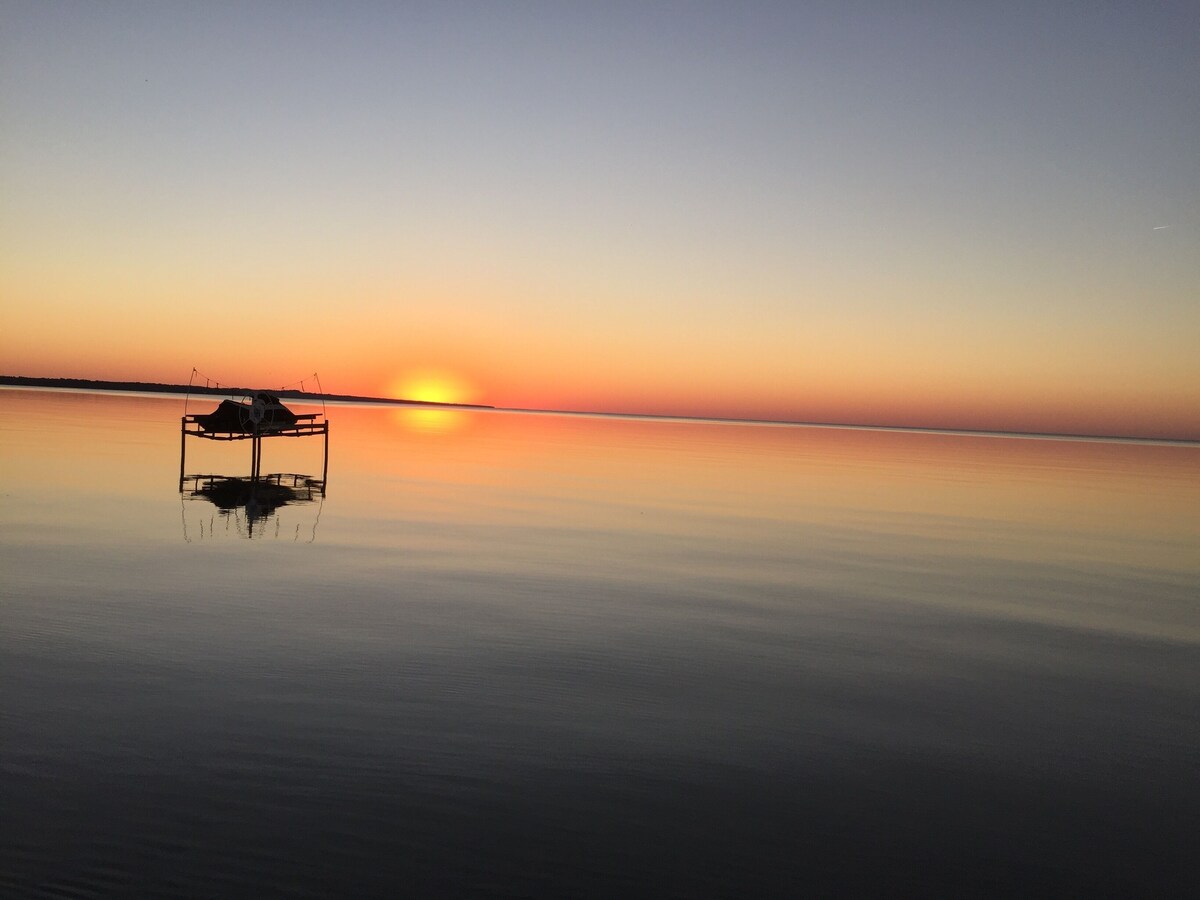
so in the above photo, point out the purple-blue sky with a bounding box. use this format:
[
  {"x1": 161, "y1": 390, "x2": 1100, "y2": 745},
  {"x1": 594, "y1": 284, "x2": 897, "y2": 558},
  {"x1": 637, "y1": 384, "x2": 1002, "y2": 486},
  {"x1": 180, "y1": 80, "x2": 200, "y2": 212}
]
[{"x1": 2, "y1": 2, "x2": 1197, "y2": 437}]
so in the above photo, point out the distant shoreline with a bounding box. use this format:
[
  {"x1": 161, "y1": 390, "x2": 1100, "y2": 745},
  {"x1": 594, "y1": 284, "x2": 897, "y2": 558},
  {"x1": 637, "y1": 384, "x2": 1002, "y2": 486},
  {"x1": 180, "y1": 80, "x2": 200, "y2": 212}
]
[
  {"x1": 0, "y1": 375, "x2": 494, "y2": 411},
  {"x1": 2, "y1": 375, "x2": 1195, "y2": 446}
]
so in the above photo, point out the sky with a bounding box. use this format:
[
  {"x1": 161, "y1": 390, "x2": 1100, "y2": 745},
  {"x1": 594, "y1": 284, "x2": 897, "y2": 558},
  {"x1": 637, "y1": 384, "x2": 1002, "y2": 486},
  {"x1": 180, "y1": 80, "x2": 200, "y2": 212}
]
[{"x1": 2, "y1": 1, "x2": 1197, "y2": 439}]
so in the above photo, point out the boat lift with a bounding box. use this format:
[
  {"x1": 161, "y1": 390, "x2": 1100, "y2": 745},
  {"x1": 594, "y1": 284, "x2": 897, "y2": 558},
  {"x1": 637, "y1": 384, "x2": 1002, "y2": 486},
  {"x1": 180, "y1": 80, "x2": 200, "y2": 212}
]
[{"x1": 179, "y1": 390, "x2": 329, "y2": 492}]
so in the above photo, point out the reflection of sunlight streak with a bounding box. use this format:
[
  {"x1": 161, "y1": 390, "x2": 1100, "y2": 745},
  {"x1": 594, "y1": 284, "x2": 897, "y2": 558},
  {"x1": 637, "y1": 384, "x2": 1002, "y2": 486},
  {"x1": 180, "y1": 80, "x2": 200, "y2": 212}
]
[{"x1": 392, "y1": 407, "x2": 468, "y2": 434}]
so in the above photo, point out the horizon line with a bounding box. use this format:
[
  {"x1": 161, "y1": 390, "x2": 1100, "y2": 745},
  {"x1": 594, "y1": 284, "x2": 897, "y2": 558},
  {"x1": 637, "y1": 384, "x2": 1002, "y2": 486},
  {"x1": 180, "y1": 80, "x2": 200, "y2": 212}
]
[
  {"x1": 494, "y1": 406, "x2": 1200, "y2": 448},
  {"x1": 1, "y1": 375, "x2": 1196, "y2": 448}
]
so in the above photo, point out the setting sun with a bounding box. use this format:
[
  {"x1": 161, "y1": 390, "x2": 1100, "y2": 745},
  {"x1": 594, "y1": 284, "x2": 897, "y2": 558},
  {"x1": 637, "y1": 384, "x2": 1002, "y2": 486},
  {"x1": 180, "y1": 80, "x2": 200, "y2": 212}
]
[{"x1": 390, "y1": 371, "x2": 476, "y2": 406}]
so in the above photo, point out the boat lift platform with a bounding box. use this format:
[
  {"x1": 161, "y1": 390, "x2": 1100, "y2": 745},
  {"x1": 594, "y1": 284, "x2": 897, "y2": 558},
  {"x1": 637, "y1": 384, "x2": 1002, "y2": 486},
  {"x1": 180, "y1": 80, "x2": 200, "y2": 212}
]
[{"x1": 179, "y1": 393, "x2": 329, "y2": 489}]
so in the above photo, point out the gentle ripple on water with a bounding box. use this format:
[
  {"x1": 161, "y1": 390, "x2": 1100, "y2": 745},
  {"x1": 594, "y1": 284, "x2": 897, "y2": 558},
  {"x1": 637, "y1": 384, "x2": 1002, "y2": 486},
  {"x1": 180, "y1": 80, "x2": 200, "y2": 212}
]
[{"x1": 1, "y1": 389, "x2": 1198, "y2": 896}]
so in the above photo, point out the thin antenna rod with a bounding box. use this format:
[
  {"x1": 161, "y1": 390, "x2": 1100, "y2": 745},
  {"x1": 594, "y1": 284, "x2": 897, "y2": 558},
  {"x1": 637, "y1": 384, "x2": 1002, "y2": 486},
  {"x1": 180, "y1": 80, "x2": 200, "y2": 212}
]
[
  {"x1": 184, "y1": 367, "x2": 197, "y2": 416},
  {"x1": 314, "y1": 372, "x2": 326, "y2": 419}
]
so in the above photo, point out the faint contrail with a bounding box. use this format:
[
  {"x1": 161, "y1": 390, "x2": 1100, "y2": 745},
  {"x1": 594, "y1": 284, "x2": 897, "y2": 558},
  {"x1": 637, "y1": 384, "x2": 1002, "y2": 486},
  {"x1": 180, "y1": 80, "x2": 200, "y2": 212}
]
[{"x1": 1153, "y1": 225, "x2": 1170, "y2": 230}]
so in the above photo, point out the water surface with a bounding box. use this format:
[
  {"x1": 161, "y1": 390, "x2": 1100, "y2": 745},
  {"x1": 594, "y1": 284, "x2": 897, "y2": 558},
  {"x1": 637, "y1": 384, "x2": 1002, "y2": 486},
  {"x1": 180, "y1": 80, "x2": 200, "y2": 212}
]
[{"x1": 2, "y1": 389, "x2": 1197, "y2": 896}]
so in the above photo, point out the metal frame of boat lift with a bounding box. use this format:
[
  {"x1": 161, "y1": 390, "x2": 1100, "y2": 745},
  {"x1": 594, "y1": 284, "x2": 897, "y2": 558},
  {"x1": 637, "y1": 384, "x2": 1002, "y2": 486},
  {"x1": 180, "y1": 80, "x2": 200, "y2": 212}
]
[{"x1": 179, "y1": 404, "x2": 329, "y2": 491}]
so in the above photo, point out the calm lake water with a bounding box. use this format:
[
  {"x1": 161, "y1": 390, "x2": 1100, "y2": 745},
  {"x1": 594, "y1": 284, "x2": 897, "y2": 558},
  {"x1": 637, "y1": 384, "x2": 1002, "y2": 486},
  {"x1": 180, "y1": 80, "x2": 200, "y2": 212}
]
[{"x1": 2, "y1": 388, "x2": 1197, "y2": 897}]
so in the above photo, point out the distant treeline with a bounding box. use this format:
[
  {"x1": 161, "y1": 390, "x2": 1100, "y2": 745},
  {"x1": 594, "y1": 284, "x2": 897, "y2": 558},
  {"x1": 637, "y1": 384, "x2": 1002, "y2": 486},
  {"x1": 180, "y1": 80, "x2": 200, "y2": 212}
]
[{"x1": 0, "y1": 376, "x2": 493, "y2": 409}]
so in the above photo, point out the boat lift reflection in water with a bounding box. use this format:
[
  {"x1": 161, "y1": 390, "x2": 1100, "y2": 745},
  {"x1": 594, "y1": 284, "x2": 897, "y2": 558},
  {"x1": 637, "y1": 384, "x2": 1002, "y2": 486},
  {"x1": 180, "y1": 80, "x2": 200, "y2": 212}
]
[
  {"x1": 181, "y1": 473, "x2": 325, "y2": 541},
  {"x1": 178, "y1": 388, "x2": 329, "y2": 540}
]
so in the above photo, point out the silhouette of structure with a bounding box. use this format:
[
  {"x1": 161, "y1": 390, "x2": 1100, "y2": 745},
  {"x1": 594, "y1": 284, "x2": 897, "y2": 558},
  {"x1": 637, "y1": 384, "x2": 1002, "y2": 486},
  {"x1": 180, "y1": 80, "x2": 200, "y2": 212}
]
[{"x1": 180, "y1": 390, "x2": 329, "y2": 488}]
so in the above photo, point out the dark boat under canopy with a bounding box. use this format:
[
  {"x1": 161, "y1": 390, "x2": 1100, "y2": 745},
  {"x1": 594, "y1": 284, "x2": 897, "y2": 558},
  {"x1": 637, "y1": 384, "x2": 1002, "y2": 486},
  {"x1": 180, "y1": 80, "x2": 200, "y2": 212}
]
[{"x1": 194, "y1": 391, "x2": 299, "y2": 434}]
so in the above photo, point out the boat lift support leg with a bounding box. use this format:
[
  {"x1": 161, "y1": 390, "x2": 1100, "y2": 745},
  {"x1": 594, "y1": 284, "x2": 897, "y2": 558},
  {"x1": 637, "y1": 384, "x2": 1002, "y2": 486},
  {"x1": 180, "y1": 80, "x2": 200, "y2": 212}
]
[{"x1": 179, "y1": 417, "x2": 187, "y2": 492}]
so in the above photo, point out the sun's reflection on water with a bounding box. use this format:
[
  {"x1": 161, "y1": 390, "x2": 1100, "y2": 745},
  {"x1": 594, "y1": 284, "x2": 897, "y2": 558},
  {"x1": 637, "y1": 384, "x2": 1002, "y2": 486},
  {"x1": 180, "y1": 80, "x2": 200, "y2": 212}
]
[{"x1": 391, "y1": 406, "x2": 469, "y2": 435}]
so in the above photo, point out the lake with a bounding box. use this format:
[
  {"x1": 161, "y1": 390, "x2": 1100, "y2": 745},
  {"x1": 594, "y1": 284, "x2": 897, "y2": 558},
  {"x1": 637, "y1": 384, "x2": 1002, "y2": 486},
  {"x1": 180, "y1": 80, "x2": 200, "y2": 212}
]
[{"x1": 1, "y1": 387, "x2": 1197, "y2": 897}]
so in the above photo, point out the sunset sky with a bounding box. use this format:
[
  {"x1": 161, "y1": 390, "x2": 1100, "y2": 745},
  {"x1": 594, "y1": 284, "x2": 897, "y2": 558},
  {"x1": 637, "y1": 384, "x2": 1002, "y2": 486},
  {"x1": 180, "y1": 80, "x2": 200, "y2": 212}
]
[{"x1": 2, "y1": 2, "x2": 1197, "y2": 438}]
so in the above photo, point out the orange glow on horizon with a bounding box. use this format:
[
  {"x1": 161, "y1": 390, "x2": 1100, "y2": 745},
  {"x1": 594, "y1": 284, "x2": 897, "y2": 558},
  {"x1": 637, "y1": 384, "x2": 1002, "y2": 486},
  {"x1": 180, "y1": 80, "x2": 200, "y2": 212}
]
[
  {"x1": 389, "y1": 370, "x2": 477, "y2": 406},
  {"x1": 4, "y1": 337, "x2": 1198, "y2": 441}
]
